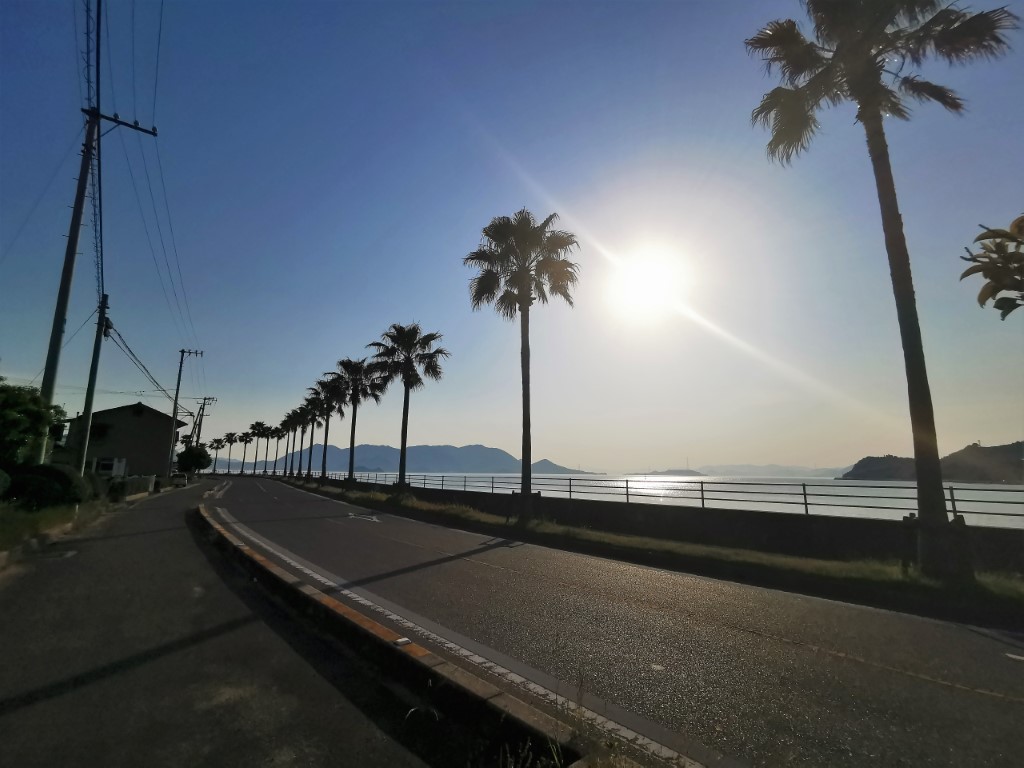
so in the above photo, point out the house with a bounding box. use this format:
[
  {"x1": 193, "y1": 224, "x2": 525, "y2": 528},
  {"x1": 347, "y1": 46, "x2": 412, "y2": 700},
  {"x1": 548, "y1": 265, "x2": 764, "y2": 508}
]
[{"x1": 55, "y1": 402, "x2": 187, "y2": 477}]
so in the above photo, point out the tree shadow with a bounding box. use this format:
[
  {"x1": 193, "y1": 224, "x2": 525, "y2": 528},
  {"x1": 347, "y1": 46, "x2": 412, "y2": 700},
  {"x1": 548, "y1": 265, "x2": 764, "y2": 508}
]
[{"x1": 0, "y1": 615, "x2": 257, "y2": 717}]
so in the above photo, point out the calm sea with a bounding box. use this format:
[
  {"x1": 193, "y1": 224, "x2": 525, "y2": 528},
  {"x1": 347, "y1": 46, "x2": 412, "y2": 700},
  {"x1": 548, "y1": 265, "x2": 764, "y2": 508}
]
[{"x1": 375, "y1": 472, "x2": 1024, "y2": 530}]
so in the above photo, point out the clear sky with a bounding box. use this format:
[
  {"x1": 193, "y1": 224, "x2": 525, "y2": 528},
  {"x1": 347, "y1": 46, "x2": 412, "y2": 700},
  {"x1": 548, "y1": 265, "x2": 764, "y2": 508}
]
[{"x1": 2, "y1": 0, "x2": 1022, "y2": 473}]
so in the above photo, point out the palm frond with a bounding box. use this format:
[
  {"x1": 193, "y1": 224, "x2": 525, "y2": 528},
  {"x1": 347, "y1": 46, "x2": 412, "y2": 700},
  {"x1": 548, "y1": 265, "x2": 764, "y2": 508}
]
[
  {"x1": 469, "y1": 269, "x2": 502, "y2": 309},
  {"x1": 932, "y1": 7, "x2": 1019, "y2": 64},
  {"x1": 898, "y1": 75, "x2": 964, "y2": 111},
  {"x1": 745, "y1": 19, "x2": 830, "y2": 84},
  {"x1": 495, "y1": 289, "x2": 520, "y2": 320},
  {"x1": 752, "y1": 86, "x2": 820, "y2": 163}
]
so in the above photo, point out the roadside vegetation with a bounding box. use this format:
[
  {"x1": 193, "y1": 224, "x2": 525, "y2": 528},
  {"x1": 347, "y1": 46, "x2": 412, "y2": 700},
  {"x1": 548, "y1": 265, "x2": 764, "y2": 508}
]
[{"x1": 281, "y1": 477, "x2": 1024, "y2": 628}]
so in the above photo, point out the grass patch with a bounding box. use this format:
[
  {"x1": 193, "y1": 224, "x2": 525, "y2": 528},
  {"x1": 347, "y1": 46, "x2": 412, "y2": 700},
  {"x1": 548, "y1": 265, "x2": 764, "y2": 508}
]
[
  {"x1": 276, "y1": 478, "x2": 1024, "y2": 626},
  {"x1": 0, "y1": 499, "x2": 109, "y2": 551}
]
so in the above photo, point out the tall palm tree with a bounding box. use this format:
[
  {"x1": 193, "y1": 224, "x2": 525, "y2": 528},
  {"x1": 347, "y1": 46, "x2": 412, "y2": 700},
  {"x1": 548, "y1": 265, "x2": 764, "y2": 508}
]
[
  {"x1": 326, "y1": 357, "x2": 387, "y2": 481},
  {"x1": 223, "y1": 432, "x2": 238, "y2": 473},
  {"x1": 368, "y1": 323, "x2": 450, "y2": 486},
  {"x1": 464, "y1": 208, "x2": 580, "y2": 522},
  {"x1": 303, "y1": 391, "x2": 325, "y2": 480},
  {"x1": 287, "y1": 409, "x2": 301, "y2": 476},
  {"x1": 209, "y1": 438, "x2": 226, "y2": 473},
  {"x1": 272, "y1": 426, "x2": 286, "y2": 475},
  {"x1": 238, "y1": 432, "x2": 253, "y2": 475},
  {"x1": 249, "y1": 421, "x2": 269, "y2": 474},
  {"x1": 745, "y1": 1, "x2": 1017, "y2": 577},
  {"x1": 293, "y1": 407, "x2": 308, "y2": 477},
  {"x1": 309, "y1": 378, "x2": 346, "y2": 482}
]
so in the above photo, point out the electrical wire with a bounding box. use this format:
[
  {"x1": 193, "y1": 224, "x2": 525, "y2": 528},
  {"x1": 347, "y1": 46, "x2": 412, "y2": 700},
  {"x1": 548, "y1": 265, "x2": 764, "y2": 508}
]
[
  {"x1": 152, "y1": 0, "x2": 164, "y2": 124},
  {"x1": 116, "y1": 128, "x2": 186, "y2": 341},
  {"x1": 27, "y1": 308, "x2": 100, "y2": 384},
  {"x1": 107, "y1": 325, "x2": 195, "y2": 418},
  {"x1": 0, "y1": 125, "x2": 85, "y2": 268},
  {"x1": 154, "y1": 140, "x2": 200, "y2": 346}
]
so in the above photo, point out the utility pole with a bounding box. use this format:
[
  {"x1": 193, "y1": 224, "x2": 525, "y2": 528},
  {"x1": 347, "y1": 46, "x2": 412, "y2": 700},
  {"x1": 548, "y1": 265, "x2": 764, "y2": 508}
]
[
  {"x1": 167, "y1": 349, "x2": 202, "y2": 476},
  {"x1": 35, "y1": 0, "x2": 158, "y2": 463},
  {"x1": 75, "y1": 293, "x2": 110, "y2": 474},
  {"x1": 194, "y1": 397, "x2": 216, "y2": 444}
]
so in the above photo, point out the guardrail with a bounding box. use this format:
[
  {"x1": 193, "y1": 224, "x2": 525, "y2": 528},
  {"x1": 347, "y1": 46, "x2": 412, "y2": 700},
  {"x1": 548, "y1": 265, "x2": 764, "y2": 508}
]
[
  {"x1": 229, "y1": 469, "x2": 1024, "y2": 524},
  {"x1": 208, "y1": 467, "x2": 1023, "y2": 523}
]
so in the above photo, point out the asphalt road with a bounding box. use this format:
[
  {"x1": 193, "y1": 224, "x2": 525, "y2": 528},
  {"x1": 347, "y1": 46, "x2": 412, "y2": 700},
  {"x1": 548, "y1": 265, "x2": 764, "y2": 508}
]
[
  {"x1": 0, "y1": 482, "x2": 427, "y2": 768},
  {"x1": 212, "y1": 477, "x2": 1024, "y2": 768}
]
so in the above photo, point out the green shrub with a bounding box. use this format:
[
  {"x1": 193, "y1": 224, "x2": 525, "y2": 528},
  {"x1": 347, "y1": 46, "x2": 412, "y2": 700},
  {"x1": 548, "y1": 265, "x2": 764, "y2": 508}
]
[
  {"x1": 0, "y1": 468, "x2": 10, "y2": 498},
  {"x1": 8, "y1": 476, "x2": 65, "y2": 510},
  {"x1": 6, "y1": 464, "x2": 91, "y2": 508}
]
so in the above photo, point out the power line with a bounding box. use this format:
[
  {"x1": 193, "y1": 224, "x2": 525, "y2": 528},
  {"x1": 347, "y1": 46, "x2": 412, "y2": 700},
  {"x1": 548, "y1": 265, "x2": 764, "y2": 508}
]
[
  {"x1": 154, "y1": 140, "x2": 200, "y2": 345},
  {"x1": 107, "y1": 325, "x2": 194, "y2": 418},
  {"x1": 130, "y1": 0, "x2": 137, "y2": 116},
  {"x1": 152, "y1": 0, "x2": 165, "y2": 124},
  {"x1": 116, "y1": 128, "x2": 185, "y2": 341},
  {"x1": 27, "y1": 308, "x2": 100, "y2": 385},
  {"x1": 0, "y1": 125, "x2": 84, "y2": 268},
  {"x1": 136, "y1": 134, "x2": 189, "y2": 340}
]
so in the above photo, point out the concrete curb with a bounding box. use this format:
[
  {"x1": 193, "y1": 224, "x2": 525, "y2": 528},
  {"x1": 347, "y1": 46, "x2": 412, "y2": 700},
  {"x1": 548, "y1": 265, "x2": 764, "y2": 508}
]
[{"x1": 195, "y1": 503, "x2": 652, "y2": 767}]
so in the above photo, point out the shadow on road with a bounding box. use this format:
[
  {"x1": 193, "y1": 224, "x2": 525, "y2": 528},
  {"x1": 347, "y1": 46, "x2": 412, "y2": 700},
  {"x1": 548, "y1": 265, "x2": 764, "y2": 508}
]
[{"x1": 0, "y1": 615, "x2": 258, "y2": 718}]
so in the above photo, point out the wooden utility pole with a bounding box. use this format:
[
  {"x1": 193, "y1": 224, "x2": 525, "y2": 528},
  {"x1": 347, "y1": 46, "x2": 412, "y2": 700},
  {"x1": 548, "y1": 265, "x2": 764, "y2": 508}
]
[
  {"x1": 74, "y1": 293, "x2": 110, "y2": 474},
  {"x1": 167, "y1": 349, "x2": 202, "y2": 476},
  {"x1": 36, "y1": 0, "x2": 158, "y2": 463}
]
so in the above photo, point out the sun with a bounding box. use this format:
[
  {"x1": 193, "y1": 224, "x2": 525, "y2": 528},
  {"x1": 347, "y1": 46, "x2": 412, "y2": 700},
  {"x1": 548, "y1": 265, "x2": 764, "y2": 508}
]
[{"x1": 605, "y1": 245, "x2": 688, "y2": 324}]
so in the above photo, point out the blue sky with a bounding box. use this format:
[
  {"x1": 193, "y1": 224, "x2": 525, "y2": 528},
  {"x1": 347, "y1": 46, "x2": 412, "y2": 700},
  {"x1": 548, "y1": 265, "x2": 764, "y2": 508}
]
[{"x1": 2, "y1": 0, "x2": 1022, "y2": 472}]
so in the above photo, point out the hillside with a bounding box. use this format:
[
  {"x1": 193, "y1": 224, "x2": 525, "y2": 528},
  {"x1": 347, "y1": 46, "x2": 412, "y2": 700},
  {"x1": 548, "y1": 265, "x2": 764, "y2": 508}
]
[
  {"x1": 213, "y1": 443, "x2": 586, "y2": 475},
  {"x1": 842, "y1": 442, "x2": 1023, "y2": 484}
]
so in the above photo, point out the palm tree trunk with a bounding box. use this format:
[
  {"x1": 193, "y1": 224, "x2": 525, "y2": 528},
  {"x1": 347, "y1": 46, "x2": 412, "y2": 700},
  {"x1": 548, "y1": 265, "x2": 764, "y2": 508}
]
[
  {"x1": 297, "y1": 428, "x2": 306, "y2": 476},
  {"x1": 227, "y1": 444, "x2": 233, "y2": 472},
  {"x1": 241, "y1": 443, "x2": 248, "y2": 475},
  {"x1": 214, "y1": 447, "x2": 220, "y2": 472},
  {"x1": 348, "y1": 404, "x2": 358, "y2": 481},
  {"x1": 273, "y1": 437, "x2": 281, "y2": 474},
  {"x1": 399, "y1": 384, "x2": 411, "y2": 486},
  {"x1": 860, "y1": 107, "x2": 962, "y2": 578},
  {"x1": 306, "y1": 420, "x2": 316, "y2": 478},
  {"x1": 263, "y1": 436, "x2": 270, "y2": 474},
  {"x1": 321, "y1": 408, "x2": 330, "y2": 481},
  {"x1": 519, "y1": 304, "x2": 532, "y2": 524}
]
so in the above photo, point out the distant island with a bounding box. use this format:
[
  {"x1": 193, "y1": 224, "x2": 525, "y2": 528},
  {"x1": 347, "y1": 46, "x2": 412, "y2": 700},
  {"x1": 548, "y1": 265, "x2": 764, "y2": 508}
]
[
  {"x1": 842, "y1": 441, "x2": 1023, "y2": 484},
  {"x1": 214, "y1": 443, "x2": 595, "y2": 475},
  {"x1": 698, "y1": 463, "x2": 854, "y2": 478},
  {"x1": 644, "y1": 468, "x2": 705, "y2": 477}
]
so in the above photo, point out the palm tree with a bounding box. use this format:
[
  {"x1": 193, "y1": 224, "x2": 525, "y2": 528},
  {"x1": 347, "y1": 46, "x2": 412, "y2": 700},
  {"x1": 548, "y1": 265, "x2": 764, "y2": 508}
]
[
  {"x1": 309, "y1": 378, "x2": 346, "y2": 482},
  {"x1": 326, "y1": 357, "x2": 387, "y2": 481},
  {"x1": 238, "y1": 432, "x2": 253, "y2": 475},
  {"x1": 294, "y1": 404, "x2": 311, "y2": 477},
  {"x1": 287, "y1": 409, "x2": 301, "y2": 476},
  {"x1": 745, "y1": 2, "x2": 1017, "y2": 577},
  {"x1": 249, "y1": 421, "x2": 269, "y2": 474},
  {"x1": 303, "y1": 391, "x2": 325, "y2": 480},
  {"x1": 272, "y1": 426, "x2": 286, "y2": 475},
  {"x1": 464, "y1": 208, "x2": 580, "y2": 522},
  {"x1": 368, "y1": 323, "x2": 450, "y2": 486},
  {"x1": 224, "y1": 432, "x2": 238, "y2": 473},
  {"x1": 209, "y1": 438, "x2": 226, "y2": 473}
]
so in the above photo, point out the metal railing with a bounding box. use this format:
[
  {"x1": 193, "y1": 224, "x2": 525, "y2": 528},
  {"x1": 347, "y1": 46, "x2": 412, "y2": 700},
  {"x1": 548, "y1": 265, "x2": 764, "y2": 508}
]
[{"x1": 225, "y1": 469, "x2": 1024, "y2": 525}]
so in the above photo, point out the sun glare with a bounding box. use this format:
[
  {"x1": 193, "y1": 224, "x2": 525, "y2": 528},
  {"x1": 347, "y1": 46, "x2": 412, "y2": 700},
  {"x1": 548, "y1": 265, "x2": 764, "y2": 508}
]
[{"x1": 605, "y1": 246, "x2": 688, "y2": 324}]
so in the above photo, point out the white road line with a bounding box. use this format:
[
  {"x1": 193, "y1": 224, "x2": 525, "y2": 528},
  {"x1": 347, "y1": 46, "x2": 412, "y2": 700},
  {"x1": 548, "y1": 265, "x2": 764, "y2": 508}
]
[
  {"x1": 1007, "y1": 653, "x2": 1024, "y2": 662},
  {"x1": 211, "y1": 505, "x2": 700, "y2": 768},
  {"x1": 255, "y1": 482, "x2": 269, "y2": 494}
]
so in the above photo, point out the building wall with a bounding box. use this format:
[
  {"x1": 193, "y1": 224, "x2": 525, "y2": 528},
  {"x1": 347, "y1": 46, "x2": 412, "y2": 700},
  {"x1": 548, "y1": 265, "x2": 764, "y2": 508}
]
[{"x1": 62, "y1": 404, "x2": 179, "y2": 477}]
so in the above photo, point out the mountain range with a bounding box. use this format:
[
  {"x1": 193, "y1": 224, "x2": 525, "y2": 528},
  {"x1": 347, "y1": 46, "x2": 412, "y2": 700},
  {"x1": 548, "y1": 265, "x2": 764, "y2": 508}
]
[
  {"x1": 694, "y1": 464, "x2": 854, "y2": 478},
  {"x1": 841, "y1": 442, "x2": 1023, "y2": 483},
  {"x1": 212, "y1": 443, "x2": 588, "y2": 475}
]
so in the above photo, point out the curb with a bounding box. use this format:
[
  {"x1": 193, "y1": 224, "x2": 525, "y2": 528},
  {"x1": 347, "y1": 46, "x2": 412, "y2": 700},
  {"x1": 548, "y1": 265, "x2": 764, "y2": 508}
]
[{"x1": 195, "y1": 503, "x2": 654, "y2": 767}]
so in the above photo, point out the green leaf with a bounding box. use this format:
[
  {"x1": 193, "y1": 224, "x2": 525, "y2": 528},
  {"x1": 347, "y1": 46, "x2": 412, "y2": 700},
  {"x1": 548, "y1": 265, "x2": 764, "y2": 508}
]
[{"x1": 976, "y1": 281, "x2": 999, "y2": 306}]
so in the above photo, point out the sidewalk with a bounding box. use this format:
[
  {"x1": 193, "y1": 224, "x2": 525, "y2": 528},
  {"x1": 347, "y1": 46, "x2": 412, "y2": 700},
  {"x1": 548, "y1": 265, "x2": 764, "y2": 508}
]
[{"x1": 0, "y1": 482, "x2": 426, "y2": 768}]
